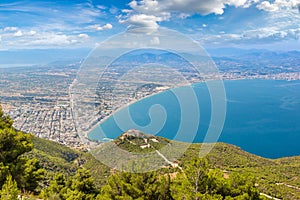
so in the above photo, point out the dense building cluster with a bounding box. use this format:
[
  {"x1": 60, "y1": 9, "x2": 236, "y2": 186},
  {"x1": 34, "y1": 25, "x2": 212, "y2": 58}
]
[{"x1": 1, "y1": 53, "x2": 299, "y2": 148}]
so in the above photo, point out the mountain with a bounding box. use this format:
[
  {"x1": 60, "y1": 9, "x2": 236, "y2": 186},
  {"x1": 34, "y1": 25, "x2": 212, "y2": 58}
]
[
  {"x1": 0, "y1": 48, "x2": 90, "y2": 68},
  {"x1": 208, "y1": 48, "x2": 300, "y2": 67},
  {"x1": 2, "y1": 123, "x2": 299, "y2": 198},
  {"x1": 114, "y1": 129, "x2": 170, "y2": 153},
  {"x1": 91, "y1": 129, "x2": 300, "y2": 199},
  {"x1": 27, "y1": 136, "x2": 110, "y2": 188}
]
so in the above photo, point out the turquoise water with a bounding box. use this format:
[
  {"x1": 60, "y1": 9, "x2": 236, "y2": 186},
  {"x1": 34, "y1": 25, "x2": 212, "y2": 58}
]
[{"x1": 89, "y1": 79, "x2": 300, "y2": 159}]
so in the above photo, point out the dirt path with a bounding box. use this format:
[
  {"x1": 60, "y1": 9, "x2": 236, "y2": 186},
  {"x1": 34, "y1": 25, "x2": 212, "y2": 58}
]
[
  {"x1": 260, "y1": 193, "x2": 281, "y2": 200},
  {"x1": 155, "y1": 150, "x2": 182, "y2": 170},
  {"x1": 276, "y1": 183, "x2": 300, "y2": 191}
]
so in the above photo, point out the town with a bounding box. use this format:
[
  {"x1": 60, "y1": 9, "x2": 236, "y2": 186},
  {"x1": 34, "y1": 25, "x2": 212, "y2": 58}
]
[{"x1": 1, "y1": 52, "x2": 300, "y2": 149}]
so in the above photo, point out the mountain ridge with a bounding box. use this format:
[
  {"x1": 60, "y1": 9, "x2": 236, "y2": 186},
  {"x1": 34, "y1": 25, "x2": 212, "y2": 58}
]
[{"x1": 15, "y1": 128, "x2": 300, "y2": 199}]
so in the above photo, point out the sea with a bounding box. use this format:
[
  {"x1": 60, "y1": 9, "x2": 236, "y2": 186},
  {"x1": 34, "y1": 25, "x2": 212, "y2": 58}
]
[{"x1": 88, "y1": 79, "x2": 300, "y2": 159}]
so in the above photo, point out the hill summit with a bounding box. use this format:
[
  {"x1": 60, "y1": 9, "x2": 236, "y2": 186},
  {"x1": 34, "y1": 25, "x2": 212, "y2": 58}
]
[
  {"x1": 118, "y1": 129, "x2": 149, "y2": 140},
  {"x1": 115, "y1": 129, "x2": 169, "y2": 152}
]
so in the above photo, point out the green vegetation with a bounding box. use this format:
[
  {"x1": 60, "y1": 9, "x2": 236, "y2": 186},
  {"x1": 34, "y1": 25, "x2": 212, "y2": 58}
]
[
  {"x1": 100, "y1": 170, "x2": 173, "y2": 200},
  {"x1": 98, "y1": 157, "x2": 262, "y2": 200},
  {"x1": 171, "y1": 157, "x2": 261, "y2": 200},
  {"x1": 182, "y1": 143, "x2": 300, "y2": 199},
  {"x1": 41, "y1": 168, "x2": 98, "y2": 200},
  {"x1": 0, "y1": 175, "x2": 19, "y2": 200},
  {"x1": 115, "y1": 132, "x2": 170, "y2": 153},
  {"x1": 26, "y1": 135, "x2": 110, "y2": 188},
  {"x1": 0, "y1": 105, "x2": 45, "y2": 194},
  {"x1": 0, "y1": 105, "x2": 300, "y2": 199}
]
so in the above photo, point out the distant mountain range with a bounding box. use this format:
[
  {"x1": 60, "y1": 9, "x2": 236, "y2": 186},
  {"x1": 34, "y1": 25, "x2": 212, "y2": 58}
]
[
  {"x1": 1, "y1": 47, "x2": 300, "y2": 68},
  {"x1": 207, "y1": 47, "x2": 300, "y2": 57},
  {"x1": 0, "y1": 48, "x2": 90, "y2": 67}
]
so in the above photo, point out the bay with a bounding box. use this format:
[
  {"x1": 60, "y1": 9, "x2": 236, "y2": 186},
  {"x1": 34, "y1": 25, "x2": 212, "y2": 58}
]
[{"x1": 89, "y1": 79, "x2": 300, "y2": 159}]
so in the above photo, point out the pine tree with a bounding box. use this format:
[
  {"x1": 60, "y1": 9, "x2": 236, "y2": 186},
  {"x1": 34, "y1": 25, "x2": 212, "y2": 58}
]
[
  {"x1": 0, "y1": 105, "x2": 44, "y2": 193},
  {"x1": 171, "y1": 157, "x2": 210, "y2": 199},
  {"x1": 0, "y1": 105, "x2": 13, "y2": 130},
  {"x1": 0, "y1": 175, "x2": 19, "y2": 200},
  {"x1": 101, "y1": 170, "x2": 173, "y2": 199}
]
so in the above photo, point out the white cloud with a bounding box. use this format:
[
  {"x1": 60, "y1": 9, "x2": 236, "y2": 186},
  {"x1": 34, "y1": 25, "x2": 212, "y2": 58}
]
[
  {"x1": 122, "y1": 9, "x2": 132, "y2": 13},
  {"x1": 28, "y1": 30, "x2": 37, "y2": 36},
  {"x1": 22, "y1": 33, "x2": 73, "y2": 46},
  {"x1": 177, "y1": 13, "x2": 190, "y2": 19},
  {"x1": 243, "y1": 0, "x2": 261, "y2": 8},
  {"x1": 0, "y1": 30, "x2": 93, "y2": 49},
  {"x1": 0, "y1": 2, "x2": 111, "y2": 49},
  {"x1": 196, "y1": 27, "x2": 300, "y2": 45},
  {"x1": 122, "y1": 0, "x2": 300, "y2": 44},
  {"x1": 96, "y1": 5, "x2": 107, "y2": 10},
  {"x1": 102, "y1": 23, "x2": 113, "y2": 30},
  {"x1": 109, "y1": 7, "x2": 118, "y2": 14},
  {"x1": 257, "y1": 0, "x2": 300, "y2": 12},
  {"x1": 4, "y1": 27, "x2": 18, "y2": 32},
  {"x1": 150, "y1": 36, "x2": 160, "y2": 45},
  {"x1": 123, "y1": 0, "x2": 260, "y2": 30},
  {"x1": 257, "y1": 1, "x2": 279, "y2": 11},
  {"x1": 0, "y1": 1, "x2": 105, "y2": 33},
  {"x1": 124, "y1": 14, "x2": 163, "y2": 30},
  {"x1": 91, "y1": 23, "x2": 113, "y2": 31},
  {"x1": 78, "y1": 33, "x2": 89, "y2": 39},
  {"x1": 14, "y1": 30, "x2": 23, "y2": 37},
  {"x1": 128, "y1": 0, "x2": 259, "y2": 16}
]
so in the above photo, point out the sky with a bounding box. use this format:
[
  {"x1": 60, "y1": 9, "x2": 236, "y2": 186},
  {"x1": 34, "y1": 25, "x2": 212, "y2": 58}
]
[{"x1": 0, "y1": 0, "x2": 300, "y2": 51}]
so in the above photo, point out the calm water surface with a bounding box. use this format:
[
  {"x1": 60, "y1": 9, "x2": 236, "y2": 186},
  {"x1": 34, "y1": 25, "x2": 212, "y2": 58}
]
[{"x1": 89, "y1": 79, "x2": 300, "y2": 158}]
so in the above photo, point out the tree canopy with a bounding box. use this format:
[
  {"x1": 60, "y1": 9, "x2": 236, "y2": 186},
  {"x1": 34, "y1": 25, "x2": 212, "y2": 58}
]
[
  {"x1": 0, "y1": 105, "x2": 44, "y2": 195},
  {"x1": 171, "y1": 157, "x2": 262, "y2": 200},
  {"x1": 0, "y1": 105, "x2": 267, "y2": 199}
]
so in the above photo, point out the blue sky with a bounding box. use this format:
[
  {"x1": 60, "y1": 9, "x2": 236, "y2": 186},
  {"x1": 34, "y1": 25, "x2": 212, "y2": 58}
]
[{"x1": 0, "y1": 0, "x2": 300, "y2": 50}]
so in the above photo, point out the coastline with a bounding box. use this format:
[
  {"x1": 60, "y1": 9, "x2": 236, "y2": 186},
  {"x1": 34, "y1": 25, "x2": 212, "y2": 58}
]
[
  {"x1": 87, "y1": 78, "x2": 300, "y2": 141},
  {"x1": 85, "y1": 78, "x2": 300, "y2": 159}
]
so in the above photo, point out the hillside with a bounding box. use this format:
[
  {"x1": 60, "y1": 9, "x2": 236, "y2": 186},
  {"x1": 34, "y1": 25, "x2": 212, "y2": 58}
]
[
  {"x1": 1, "y1": 112, "x2": 299, "y2": 199},
  {"x1": 186, "y1": 143, "x2": 300, "y2": 199},
  {"x1": 92, "y1": 129, "x2": 300, "y2": 199},
  {"x1": 27, "y1": 137, "x2": 110, "y2": 188}
]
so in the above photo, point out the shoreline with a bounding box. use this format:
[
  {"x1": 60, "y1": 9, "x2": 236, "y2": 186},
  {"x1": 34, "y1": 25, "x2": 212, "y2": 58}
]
[
  {"x1": 86, "y1": 78, "x2": 300, "y2": 141},
  {"x1": 82, "y1": 78, "x2": 300, "y2": 159}
]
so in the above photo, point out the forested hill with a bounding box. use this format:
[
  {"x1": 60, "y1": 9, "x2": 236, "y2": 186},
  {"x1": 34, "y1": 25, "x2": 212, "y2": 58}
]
[{"x1": 1, "y1": 105, "x2": 300, "y2": 199}]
